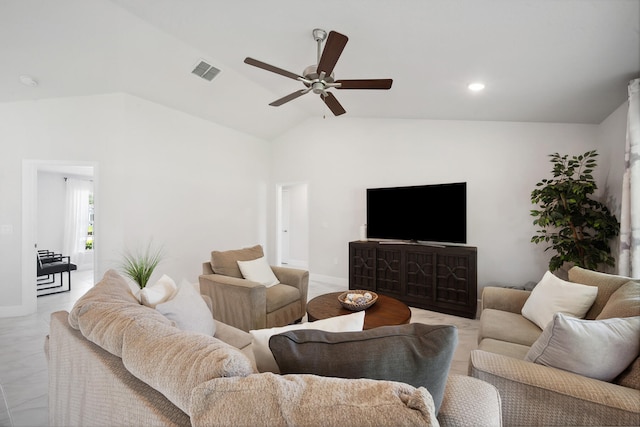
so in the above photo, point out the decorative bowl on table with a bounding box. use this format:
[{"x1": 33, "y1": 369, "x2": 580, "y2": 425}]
[{"x1": 338, "y1": 290, "x2": 378, "y2": 311}]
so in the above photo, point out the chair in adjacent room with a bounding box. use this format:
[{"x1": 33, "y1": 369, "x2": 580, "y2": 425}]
[{"x1": 37, "y1": 250, "x2": 77, "y2": 296}]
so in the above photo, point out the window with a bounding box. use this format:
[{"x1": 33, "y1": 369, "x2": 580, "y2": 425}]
[{"x1": 85, "y1": 193, "x2": 94, "y2": 250}]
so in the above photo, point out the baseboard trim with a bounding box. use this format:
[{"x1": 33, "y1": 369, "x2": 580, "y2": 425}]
[{"x1": 309, "y1": 273, "x2": 348, "y2": 287}]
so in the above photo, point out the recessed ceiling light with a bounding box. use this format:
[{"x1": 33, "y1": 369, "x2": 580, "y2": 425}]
[
  {"x1": 468, "y1": 82, "x2": 485, "y2": 92},
  {"x1": 19, "y1": 75, "x2": 38, "y2": 87}
]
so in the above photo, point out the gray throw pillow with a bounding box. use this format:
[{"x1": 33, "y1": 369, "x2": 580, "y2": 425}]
[
  {"x1": 525, "y1": 312, "x2": 640, "y2": 382},
  {"x1": 268, "y1": 323, "x2": 457, "y2": 414}
]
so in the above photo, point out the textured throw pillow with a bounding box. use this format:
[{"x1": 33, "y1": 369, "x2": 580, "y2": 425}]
[
  {"x1": 210, "y1": 244, "x2": 264, "y2": 278},
  {"x1": 596, "y1": 280, "x2": 640, "y2": 320},
  {"x1": 525, "y1": 312, "x2": 640, "y2": 382},
  {"x1": 136, "y1": 274, "x2": 178, "y2": 308},
  {"x1": 249, "y1": 311, "x2": 365, "y2": 373},
  {"x1": 156, "y1": 280, "x2": 216, "y2": 336},
  {"x1": 269, "y1": 323, "x2": 457, "y2": 414},
  {"x1": 190, "y1": 373, "x2": 438, "y2": 427},
  {"x1": 237, "y1": 256, "x2": 280, "y2": 287},
  {"x1": 521, "y1": 271, "x2": 598, "y2": 329}
]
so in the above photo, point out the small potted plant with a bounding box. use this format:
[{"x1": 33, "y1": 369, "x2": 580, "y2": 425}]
[
  {"x1": 530, "y1": 150, "x2": 619, "y2": 272},
  {"x1": 120, "y1": 241, "x2": 164, "y2": 289}
]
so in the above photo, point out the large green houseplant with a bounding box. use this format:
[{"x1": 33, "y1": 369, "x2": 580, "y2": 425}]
[{"x1": 530, "y1": 150, "x2": 619, "y2": 272}]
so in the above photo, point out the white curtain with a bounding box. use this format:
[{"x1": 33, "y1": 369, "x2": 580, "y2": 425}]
[
  {"x1": 62, "y1": 178, "x2": 92, "y2": 264},
  {"x1": 619, "y1": 78, "x2": 640, "y2": 277}
]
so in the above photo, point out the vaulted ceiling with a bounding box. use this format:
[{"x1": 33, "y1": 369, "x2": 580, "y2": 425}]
[{"x1": 2, "y1": 0, "x2": 639, "y2": 140}]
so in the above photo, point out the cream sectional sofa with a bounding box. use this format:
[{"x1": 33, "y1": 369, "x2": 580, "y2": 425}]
[
  {"x1": 47, "y1": 269, "x2": 502, "y2": 426},
  {"x1": 470, "y1": 266, "x2": 640, "y2": 426}
]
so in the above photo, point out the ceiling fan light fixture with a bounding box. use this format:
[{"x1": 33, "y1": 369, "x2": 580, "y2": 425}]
[{"x1": 468, "y1": 82, "x2": 486, "y2": 92}]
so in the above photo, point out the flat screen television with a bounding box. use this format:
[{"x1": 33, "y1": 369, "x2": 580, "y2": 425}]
[{"x1": 366, "y1": 182, "x2": 467, "y2": 244}]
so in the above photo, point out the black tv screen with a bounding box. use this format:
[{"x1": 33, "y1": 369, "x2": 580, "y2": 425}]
[{"x1": 366, "y1": 182, "x2": 467, "y2": 244}]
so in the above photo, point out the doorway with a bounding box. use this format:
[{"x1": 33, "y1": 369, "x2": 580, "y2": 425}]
[
  {"x1": 21, "y1": 160, "x2": 98, "y2": 312},
  {"x1": 276, "y1": 183, "x2": 309, "y2": 269}
]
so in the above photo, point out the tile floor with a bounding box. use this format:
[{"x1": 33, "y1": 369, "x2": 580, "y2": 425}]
[{"x1": 0, "y1": 270, "x2": 479, "y2": 427}]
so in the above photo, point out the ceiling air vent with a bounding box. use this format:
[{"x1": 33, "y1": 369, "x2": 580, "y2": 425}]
[{"x1": 191, "y1": 60, "x2": 221, "y2": 81}]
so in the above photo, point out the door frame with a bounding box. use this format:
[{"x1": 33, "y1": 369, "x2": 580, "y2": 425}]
[
  {"x1": 16, "y1": 159, "x2": 98, "y2": 316},
  {"x1": 275, "y1": 182, "x2": 309, "y2": 268}
]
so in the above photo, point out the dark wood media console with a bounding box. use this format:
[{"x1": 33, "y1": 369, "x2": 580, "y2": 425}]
[{"x1": 349, "y1": 241, "x2": 477, "y2": 318}]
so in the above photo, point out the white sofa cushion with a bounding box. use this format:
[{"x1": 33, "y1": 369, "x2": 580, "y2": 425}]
[
  {"x1": 521, "y1": 271, "x2": 598, "y2": 329},
  {"x1": 237, "y1": 256, "x2": 280, "y2": 287}
]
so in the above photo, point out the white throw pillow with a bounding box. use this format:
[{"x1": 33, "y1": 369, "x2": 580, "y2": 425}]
[
  {"x1": 521, "y1": 271, "x2": 598, "y2": 329},
  {"x1": 250, "y1": 311, "x2": 366, "y2": 373},
  {"x1": 136, "y1": 274, "x2": 178, "y2": 308},
  {"x1": 237, "y1": 256, "x2": 279, "y2": 287},
  {"x1": 156, "y1": 280, "x2": 216, "y2": 336},
  {"x1": 525, "y1": 312, "x2": 640, "y2": 382}
]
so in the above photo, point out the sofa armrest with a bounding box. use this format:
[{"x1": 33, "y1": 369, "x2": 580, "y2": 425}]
[
  {"x1": 201, "y1": 293, "x2": 255, "y2": 366},
  {"x1": 469, "y1": 350, "x2": 640, "y2": 426},
  {"x1": 438, "y1": 374, "x2": 502, "y2": 427},
  {"x1": 202, "y1": 261, "x2": 214, "y2": 275},
  {"x1": 481, "y1": 287, "x2": 531, "y2": 314},
  {"x1": 213, "y1": 320, "x2": 253, "y2": 349},
  {"x1": 199, "y1": 274, "x2": 267, "y2": 331},
  {"x1": 49, "y1": 311, "x2": 191, "y2": 426},
  {"x1": 271, "y1": 266, "x2": 308, "y2": 288},
  {"x1": 271, "y1": 266, "x2": 309, "y2": 306},
  {"x1": 213, "y1": 320, "x2": 256, "y2": 369}
]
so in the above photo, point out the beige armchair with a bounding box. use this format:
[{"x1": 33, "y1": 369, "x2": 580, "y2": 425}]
[{"x1": 199, "y1": 245, "x2": 309, "y2": 332}]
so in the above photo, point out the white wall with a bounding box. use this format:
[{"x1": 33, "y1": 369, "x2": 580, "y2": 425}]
[
  {"x1": 270, "y1": 117, "x2": 606, "y2": 289},
  {"x1": 0, "y1": 91, "x2": 628, "y2": 314},
  {"x1": 0, "y1": 93, "x2": 270, "y2": 313},
  {"x1": 37, "y1": 171, "x2": 66, "y2": 254}
]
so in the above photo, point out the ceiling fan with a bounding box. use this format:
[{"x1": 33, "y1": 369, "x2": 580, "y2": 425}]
[{"x1": 244, "y1": 28, "x2": 393, "y2": 116}]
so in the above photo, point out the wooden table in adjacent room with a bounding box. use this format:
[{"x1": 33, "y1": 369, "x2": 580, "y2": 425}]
[{"x1": 306, "y1": 292, "x2": 411, "y2": 330}]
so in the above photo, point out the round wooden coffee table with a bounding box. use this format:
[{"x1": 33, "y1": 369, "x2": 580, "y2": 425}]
[{"x1": 306, "y1": 292, "x2": 411, "y2": 330}]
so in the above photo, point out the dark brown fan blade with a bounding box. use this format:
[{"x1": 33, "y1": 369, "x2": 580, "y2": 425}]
[
  {"x1": 244, "y1": 57, "x2": 303, "y2": 81},
  {"x1": 269, "y1": 90, "x2": 309, "y2": 106},
  {"x1": 322, "y1": 92, "x2": 346, "y2": 116},
  {"x1": 317, "y1": 31, "x2": 348, "y2": 76},
  {"x1": 336, "y1": 79, "x2": 393, "y2": 90}
]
